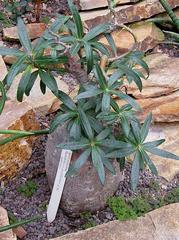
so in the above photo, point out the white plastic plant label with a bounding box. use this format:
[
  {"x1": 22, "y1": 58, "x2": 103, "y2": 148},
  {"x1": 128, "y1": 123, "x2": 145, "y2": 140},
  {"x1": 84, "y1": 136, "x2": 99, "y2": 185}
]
[{"x1": 47, "y1": 149, "x2": 72, "y2": 223}]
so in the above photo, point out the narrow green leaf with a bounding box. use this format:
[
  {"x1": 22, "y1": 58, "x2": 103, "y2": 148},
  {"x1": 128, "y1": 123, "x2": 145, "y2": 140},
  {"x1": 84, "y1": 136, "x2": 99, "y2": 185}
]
[
  {"x1": 146, "y1": 147, "x2": 179, "y2": 160},
  {"x1": 50, "y1": 112, "x2": 75, "y2": 132},
  {"x1": 35, "y1": 55, "x2": 68, "y2": 65},
  {"x1": 0, "y1": 47, "x2": 23, "y2": 56},
  {"x1": 17, "y1": 18, "x2": 32, "y2": 53},
  {"x1": 108, "y1": 70, "x2": 124, "y2": 87},
  {"x1": 141, "y1": 113, "x2": 152, "y2": 142},
  {"x1": 102, "y1": 158, "x2": 115, "y2": 175},
  {"x1": 57, "y1": 140, "x2": 90, "y2": 150},
  {"x1": 120, "y1": 115, "x2": 130, "y2": 137},
  {"x1": 34, "y1": 15, "x2": 70, "y2": 51},
  {"x1": 77, "y1": 88, "x2": 103, "y2": 99},
  {"x1": 84, "y1": 42, "x2": 94, "y2": 74},
  {"x1": 102, "y1": 140, "x2": 131, "y2": 149},
  {"x1": 78, "y1": 108, "x2": 94, "y2": 139},
  {"x1": 67, "y1": 0, "x2": 84, "y2": 39},
  {"x1": 84, "y1": 24, "x2": 110, "y2": 41},
  {"x1": 40, "y1": 79, "x2": 46, "y2": 94},
  {"x1": 143, "y1": 139, "x2": 165, "y2": 149},
  {"x1": 106, "y1": 146, "x2": 135, "y2": 158},
  {"x1": 92, "y1": 147, "x2": 105, "y2": 185},
  {"x1": 141, "y1": 150, "x2": 158, "y2": 175},
  {"x1": 39, "y1": 70, "x2": 58, "y2": 94},
  {"x1": 96, "y1": 128, "x2": 111, "y2": 141},
  {"x1": 57, "y1": 90, "x2": 76, "y2": 110},
  {"x1": 17, "y1": 66, "x2": 32, "y2": 102},
  {"x1": 90, "y1": 42, "x2": 110, "y2": 56},
  {"x1": 131, "y1": 57, "x2": 149, "y2": 77},
  {"x1": 104, "y1": 33, "x2": 117, "y2": 55},
  {"x1": 0, "y1": 82, "x2": 6, "y2": 114},
  {"x1": 94, "y1": 64, "x2": 107, "y2": 89},
  {"x1": 0, "y1": 216, "x2": 41, "y2": 233},
  {"x1": 102, "y1": 93, "x2": 110, "y2": 111},
  {"x1": 88, "y1": 116, "x2": 103, "y2": 133},
  {"x1": 69, "y1": 120, "x2": 81, "y2": 140},
  {"x1": 130, "y1": 120, "x2": 141, "y2": 143},
  {"x1": 25, "y1": 70, "x2": 39, "y2": 96},
  {"x1": 131, "y1": 151, "x2": 140, "y2": 191},
  {"x1": 112, "y1": 90, "x2": 141, "y2": 111},
  {"x1": 69, "y1": 42, "x2": 81, "y2": 56},
  {"x1": 66, "y1": 148, "x2": 91, "y2": 176},
  {"x1": 6, "y1": 55, "x2": 27, "y2": 87}
]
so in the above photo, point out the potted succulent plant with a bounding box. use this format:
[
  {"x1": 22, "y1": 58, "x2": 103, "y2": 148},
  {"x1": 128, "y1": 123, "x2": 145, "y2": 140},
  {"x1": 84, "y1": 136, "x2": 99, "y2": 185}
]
[{"x1": 0, "y1": 0, "x2": 179, "y2": 216}]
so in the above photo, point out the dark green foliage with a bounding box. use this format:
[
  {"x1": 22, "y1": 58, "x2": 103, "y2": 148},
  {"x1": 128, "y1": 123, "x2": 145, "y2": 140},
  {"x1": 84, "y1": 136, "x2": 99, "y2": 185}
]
[
  {"x1": 164, "y1": 188, "x2": 179, "y2": 204},
  {"x1": 108, "y1": 187, "x2": 179, "y2": 221},
  {"x1": 17, "y1": 180, "x2": 38, "y2": 197},
  {"x1": 128, "y1": 197, "x2": 152, "y2": 217},
  {"x1": 0, "y1": 12, "x2": 12, "y2": 27},
  {"x1": 80, "y1": 212, "x2": 96, "y2": 229},
  {"x1": 4, "y1": 0, "x2": 33, "y2": 23},
  {"x1": 107, "y1": 197, "x2": 137, "y2": 221}
]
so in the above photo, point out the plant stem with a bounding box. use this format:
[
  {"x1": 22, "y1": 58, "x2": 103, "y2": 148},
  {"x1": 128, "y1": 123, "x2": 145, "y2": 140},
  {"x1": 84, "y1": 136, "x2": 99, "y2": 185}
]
[{"x1": 159, "y1": 0, "x2": 179, "y2": 31}]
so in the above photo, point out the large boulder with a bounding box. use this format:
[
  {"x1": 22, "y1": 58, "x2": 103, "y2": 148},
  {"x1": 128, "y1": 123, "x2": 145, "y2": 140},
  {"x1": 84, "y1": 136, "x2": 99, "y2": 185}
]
[
  {"x1": 51, "y1": 203, "x2": 179, "y2": 240},
  {"x1": 137, "y1": 92, "x2": 179, "y2": 122},
  {"x1": 0, "y1": 206, "x2": 17, "y2": 240},
  {"x1": 0, "y1": 100, "x2": 40, "y2": 182},
  {"x1": 45, "y1": 125, "x2": 122, "y2": 217}
]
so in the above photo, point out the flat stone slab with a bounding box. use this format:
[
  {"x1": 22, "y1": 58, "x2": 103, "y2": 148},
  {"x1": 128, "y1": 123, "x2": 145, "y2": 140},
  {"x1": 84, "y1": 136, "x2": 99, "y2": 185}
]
[
  {"x1": 126, "y1": 53, "x2": 179, "y2": 99},
  {"x1": 80, "y1": 0, "x2": 179, "y2": 29},
  {"x1": 3, "y1": 23, "x2": 46, "y2": 41},
  {"x1": 51, "y1": 203, "x2": 179, "y2": 240},
  {"x1": 77, "y1": 0, "x2": 139, "y2": 10},
  {"x1": 99, "y1": 22, "x2": 164, "y2": 53}
]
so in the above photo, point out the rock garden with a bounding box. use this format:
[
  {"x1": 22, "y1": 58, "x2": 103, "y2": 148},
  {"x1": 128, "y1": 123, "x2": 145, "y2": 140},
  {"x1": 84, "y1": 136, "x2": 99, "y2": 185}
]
[{"x1": 0, "y1": 0, "x2": 179, "y2": 239}]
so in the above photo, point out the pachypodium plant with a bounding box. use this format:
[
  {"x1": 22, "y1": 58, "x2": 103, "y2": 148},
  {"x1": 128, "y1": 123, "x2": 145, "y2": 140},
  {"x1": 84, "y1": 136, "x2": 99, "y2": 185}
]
[{"x1": 0, "y1": 0, "x2": 179, "y2": 191}]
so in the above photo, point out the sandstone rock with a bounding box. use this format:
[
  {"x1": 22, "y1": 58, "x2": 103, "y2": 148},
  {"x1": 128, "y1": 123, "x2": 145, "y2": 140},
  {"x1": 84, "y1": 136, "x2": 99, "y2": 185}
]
[
  {"x1": 0, "y1": 206, "x2": 17, "y2": 240},
  {"x1": 0, "y1": 101, "x2": 40, "y2": 182},
  {"x1": 99, "y1": 22, "x2": 164, "y2": 53},
  {"x1": 144, "y1": 123, "x2": 179, "y2": 181},
  {"x1": 3, "y1": 23, "x2": 46, "y2": 41},
  {"x1": 45, "y1": 124, "x2": 122, "y2": 216},
  {"x1": 80, "y1": 0, "x2": 179, "y2": 29},
  {"x1": 51, "y1": 203, "x2": 179, "y2": 240},
  {"x1": 0, "y1": 56, "x2": 7, "y2": 81},
  {"x1": 77, "y1": 0, "x2": 139, "y2": 10},
  {"x1": 6, "y1": 73, "x2": 69, "y2": 113},
  {"x1": 126, "y1": 53, "x2": 179, "y2": 99},
  {"x1": 137, "y1": 92, "x2": 179, "y2": 122},
  {"x1": 116, "y1": 92, "x2": 179, "y2": 123}
]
